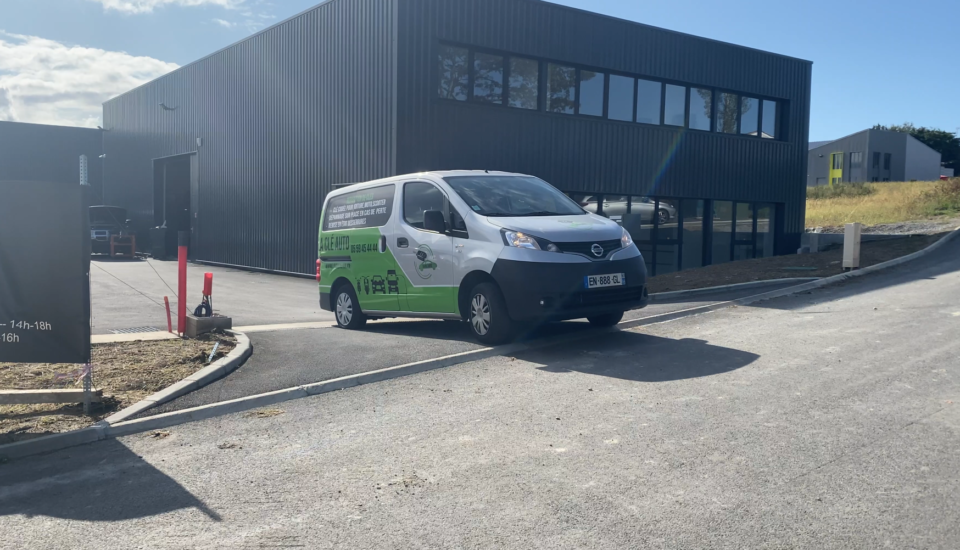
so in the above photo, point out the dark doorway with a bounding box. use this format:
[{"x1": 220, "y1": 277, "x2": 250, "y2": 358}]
[{"x1": 152, "y1": 154, "x2": 196, "y2": 259}]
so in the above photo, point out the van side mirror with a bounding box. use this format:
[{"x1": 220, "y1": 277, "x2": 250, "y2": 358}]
[{"x1": 423, "y1": 210, "x2": 446, "y2": 233}]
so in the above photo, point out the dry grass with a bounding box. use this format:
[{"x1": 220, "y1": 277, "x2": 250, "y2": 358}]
[{"x1": 806, "y1": 179, "x2": 960, "y2": 228}]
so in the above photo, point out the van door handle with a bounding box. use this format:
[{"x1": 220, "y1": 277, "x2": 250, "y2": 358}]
[{"x1": 397, "y1": 238, "x2": 409, "y2": 248}]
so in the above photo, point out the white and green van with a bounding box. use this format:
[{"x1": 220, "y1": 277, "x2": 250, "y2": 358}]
[{"x1": 317, "y1": 171, "x2": 649, "y2": 344}]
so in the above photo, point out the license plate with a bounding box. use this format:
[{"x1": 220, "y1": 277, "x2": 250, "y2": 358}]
[{"x1": 584, "y1": 273, "x2": 626, "y2": 289}]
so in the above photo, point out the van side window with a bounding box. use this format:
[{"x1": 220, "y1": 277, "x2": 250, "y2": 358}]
[
  {"x1": 449, "y1": 204, "x2": 469, "y2": 239},
  {"x1": 404, "y1": 182, "x2": 445, "y2": 230},
  {"x1": 323, "y1": 184, "x2": 395, "y2": 231}
]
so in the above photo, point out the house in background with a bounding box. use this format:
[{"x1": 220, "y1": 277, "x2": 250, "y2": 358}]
[{"x1": 808, "y1": 128, "x2": 943, "y2": 186}]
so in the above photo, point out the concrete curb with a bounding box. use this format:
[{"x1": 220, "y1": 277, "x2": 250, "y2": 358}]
[
  {"x1": 649, "y1": 278, "x2": 820, "y2": 302},
  {"x1": 0, "y1": 330, "x2": 252, "y2": 461},
  {"x1": 103, "y1": 330, "x2": 252, "y2": 424},
  {"x1": 3, "y1": 228, "x2": 956, "y2": 460}
]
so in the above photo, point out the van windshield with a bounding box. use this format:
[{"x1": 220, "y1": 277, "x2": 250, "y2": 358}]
[{"x1": 443, "y1": 176, "x2": 585, "y2": 217}]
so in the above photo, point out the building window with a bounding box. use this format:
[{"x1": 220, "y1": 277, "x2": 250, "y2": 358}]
[
  {"x1": 884, "y1": 153, "x2": 891, "y2": 170},
  {"x1": 712, "y1": 200, "x2": 734, "y2": 265},
  {"x1": 547, "y1": 63, "x2": 576, "y2": 114},
  {"x1": 608, "y1": 75, "x2": 635, "y2": 122},
  {"x1": 761, "y1": 99, "x2": 778, "y2": 139},
  {"x1": 872, "y1": 152, "x2": 881, "y2": 168},
  {"x1": 636, "y1": 79, "x2": 662, "y2": 125},
  {"x1": 850, "y1": 152, "x2": 863, "y2": 168},
  {"x1": 664, "y1": 84, "x2": 687, "y2": 127},
  {"x1": 438, "y1": 45, "x2": 469, "y2": 101},
  {"x1": 681, "y1": 200, "x2": 705, "y2": 270},
  {"x1": 831, "y1": 153, "x2": 844, "y2": 170},
  {"x1": 733, "y1": 202, "x2": 755, "y2": 261},
  {"x1": 508, "y1": 57, "x2": 539, "y2": 110},
  {"x1": 756, "y1": 204, "x2": 776, "y2": 258},
  {"x1": 473, "y1": 52, "x2": 504, "y2": 104},
  {"x1": 578, "y1": 70, "x2": 605, "y2": 117},
  {"x1": 689, "y1": 88, "x2": 712, "y2": 131},
  {"x1": 716, "y1": 92, "x2": 739, "y2": 134},
  {"x1": 740, "y1": 97, "x2": 759, "y2": 135}
]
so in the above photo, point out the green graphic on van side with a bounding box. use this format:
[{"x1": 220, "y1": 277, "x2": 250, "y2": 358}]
[{"x1": 318, "y1": 227, "x2": 459, "y2": 315}]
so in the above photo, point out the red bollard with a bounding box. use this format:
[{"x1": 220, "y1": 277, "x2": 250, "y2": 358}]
[
  {"x1": 203, "y1": 272, "x2": 213, "y2": 296},
  {"x1": 177, "y1": 231, "x2": 188, "y2": 335}
]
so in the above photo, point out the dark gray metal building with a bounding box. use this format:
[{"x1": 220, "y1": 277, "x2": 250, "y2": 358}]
[
  {"x1": 0, "y1": 121, "x2": 104, "y2": 202},
  {"x1": 102, "y1": 0, "x2": 812, "y2": 276},
  {"x1": 808, "y1": 129, "x2": 943, "y2": 186}
]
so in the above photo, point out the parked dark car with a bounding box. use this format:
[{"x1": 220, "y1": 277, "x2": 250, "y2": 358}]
[{"x1": 89, "y1": 205, "x2": 132, "y2": 255}]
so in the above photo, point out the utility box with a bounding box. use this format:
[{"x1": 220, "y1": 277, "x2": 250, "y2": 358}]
[
  {"x1": 843, "y1": 223, "x2": 862, "y2": 270},
  {"x1": 185, "y1": 314, "x2": 232, "y2": 338}
]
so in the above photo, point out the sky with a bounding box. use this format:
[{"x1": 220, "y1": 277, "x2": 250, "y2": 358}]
[{"x1": 1, "y1": 0, "x2": 957, "y2": 140}]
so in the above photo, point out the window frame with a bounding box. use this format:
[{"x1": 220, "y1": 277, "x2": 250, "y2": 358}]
[{"x1": 435, "y1": 40, "x2": 787, "y2": 141}]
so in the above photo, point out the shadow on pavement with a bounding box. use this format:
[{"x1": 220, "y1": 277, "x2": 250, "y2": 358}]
[
  {"x1": 361, "y1": 318, "x2": 591, "y2": 343},
  {"x1": 748, "y1": 234, "x2": 960, "y2": 312},
  {"x1": 0, "y1": 439, "x2": 220, "y2": 522},
  {"x1": 512, "y1": 330, "x2": 760, "y2": 383}
]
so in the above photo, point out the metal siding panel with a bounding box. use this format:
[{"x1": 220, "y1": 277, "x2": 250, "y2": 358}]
[
  {"x1": 397, "y1": 0, "x2": 810, "y2": 249},
  {"x1": 0, "y1": 122, "x2": 104, "y2": 200},
  {"x1": 103, "y1": 0, "x2": 397, "y2": 275}
]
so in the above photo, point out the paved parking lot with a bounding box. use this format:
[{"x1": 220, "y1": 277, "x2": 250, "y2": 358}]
[{"x1": 4, "y1": 237, "x2": 959, "y2": 548}]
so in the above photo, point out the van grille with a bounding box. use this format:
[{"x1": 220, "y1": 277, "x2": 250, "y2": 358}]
[{"x1": 556, "y1": 239, "x2": 622, "y2": 258}]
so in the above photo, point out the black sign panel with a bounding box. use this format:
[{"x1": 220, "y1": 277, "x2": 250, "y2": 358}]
[
  {"x1": 322, "y1": 184, "x2": 395, "y2": 231},
  {"x1": 0, "y1": 181, "x2": 91, "y2": 364}
]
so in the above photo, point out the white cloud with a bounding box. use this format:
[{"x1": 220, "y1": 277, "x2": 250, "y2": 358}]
[
  {"x1": 0, "y1": 32, "x2": 178, "y2": 127},
  {"x1": 92, "y1": 0, "x2": 244, "y2": 14},
  {"x1": 212, "y1": 18, "x2": 236, "y2": 28}
]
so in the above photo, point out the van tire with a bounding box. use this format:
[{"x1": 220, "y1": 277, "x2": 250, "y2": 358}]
[
  {"x1": 468, "y1": 282, "x2": 515, "y2": 345},
  {"x1": 333, "y1": 284, "x2": 367, "y2": 330},
  {"x1": 587, "y1": 311, "x2": 624, "y2": 327}
]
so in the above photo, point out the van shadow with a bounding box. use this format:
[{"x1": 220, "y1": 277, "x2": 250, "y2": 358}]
[
  {"x1": 361, "y1": 318, "x2": 600, "y2": 344},
  {"x1": 0, "y1": 439, "x2": 220, "y2": 522},
  {"x1": 509, "y1": 330, "x2": 760, "y2": 383}
]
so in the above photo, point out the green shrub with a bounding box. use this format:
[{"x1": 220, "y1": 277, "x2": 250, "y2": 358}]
[
  {"x1": 807, "y1": 182, "x2": 876, "y2": 200},
  {"x1": 920, "y1": 178, "x2": 960, "y2": 216}
]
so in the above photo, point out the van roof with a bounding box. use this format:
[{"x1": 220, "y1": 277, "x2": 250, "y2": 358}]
[{"x1": 329, "y1": 170, "x2": 529, "y2": 196}]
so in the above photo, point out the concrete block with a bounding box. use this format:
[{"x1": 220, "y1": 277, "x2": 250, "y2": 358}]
[{"x1": 185, "y1": 314, "x2": 232, "y2": 338}]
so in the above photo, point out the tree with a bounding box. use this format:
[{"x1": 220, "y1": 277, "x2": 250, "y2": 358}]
[{"x1": 873, "y1": 122, "x2": 960, "y2": 170}]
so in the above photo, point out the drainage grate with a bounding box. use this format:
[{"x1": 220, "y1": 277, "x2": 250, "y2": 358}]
[{"x1": 110, "y1": 326, "x2": 162, "y2": 334}]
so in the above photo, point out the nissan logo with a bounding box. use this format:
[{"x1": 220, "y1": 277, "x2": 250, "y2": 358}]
[{"x1": 591, "y1": 244, "x2": 604, "y2": 257}]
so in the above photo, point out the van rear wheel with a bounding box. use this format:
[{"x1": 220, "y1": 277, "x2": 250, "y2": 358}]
[
  {"x1": 334, "y1": 284, "x2": 367, "y2": 330},
  {"x1": 468, "y1": 282, "x2": 515, "y2": 345},
  {"x1": 587, "y1": 311, "x2": 624, "y2": 328}
]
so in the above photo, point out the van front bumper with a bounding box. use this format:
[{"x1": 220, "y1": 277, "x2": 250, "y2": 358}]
[{"x1": 490, "y1": 255, "x2": 649, "y2": 322}]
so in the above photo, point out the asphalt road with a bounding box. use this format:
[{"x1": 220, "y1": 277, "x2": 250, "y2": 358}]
[
  {"x1": 4, "y1": 239, "x2": 959, "y2": 548},
  {"x1": 142, "y1": 282, "x2": 800, "y2": 416}
]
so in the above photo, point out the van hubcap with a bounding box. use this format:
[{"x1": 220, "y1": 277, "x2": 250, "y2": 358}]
[
  {"x1": 471, "y1": 294, "x2": 491, "y2": 336},
  {"x1": 336, "y1": 293, "x2": 353, "y2": 326}
]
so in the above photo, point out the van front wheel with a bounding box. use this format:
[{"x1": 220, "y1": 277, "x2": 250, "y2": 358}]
[
  {"x1": 334, "y1": 285, "x2": 367, "y2": 330},
  {"x1": 468, "y1": 282, "x2": 515, "y2": 345},
  {"x1": 587, "y1": 311, "x2": 624, "y2": 327}
]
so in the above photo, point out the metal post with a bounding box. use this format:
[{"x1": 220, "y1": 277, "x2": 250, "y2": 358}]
[{"x1": 177, "y1": 231, "x2": 189, "y2": 335}]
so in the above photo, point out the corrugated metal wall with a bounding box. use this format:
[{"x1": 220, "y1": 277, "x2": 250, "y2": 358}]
[
  {"x1": 396, "y1": 0, "x2": 812, "y2": 252},
  {"x1": 103, "y1": 0, "x2": 397, "y2": 274},
  {"x1": 0, "y1": 121, "x2": 103, "y2": 201}
]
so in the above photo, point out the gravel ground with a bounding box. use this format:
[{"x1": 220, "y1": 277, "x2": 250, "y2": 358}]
[
  {"x1": 0, "y1": 333, "x2": 234, "y2": 443},
  {"x1": 811, "y1": 216, "x2": 960, "y2": 235}
]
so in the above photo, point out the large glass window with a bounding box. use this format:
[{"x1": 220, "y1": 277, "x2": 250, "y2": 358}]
[
  {"x1": 872, "y1": 152, "x2": 881, "y2": 168},
  {"x1": 689, "y1": 88, "x2": 712, "y2": 131},
  {"x1": 508, "y1": 57, "x2": 539, "y2": 110},
  {"x1": 608, "y1": 75, "x2": 635, "y2": 122},
  {"x1": 636, "y1": 79, "x2": 661, "y2": 125},
  {"x1": 884, "y1": 153, "x2": 891, "y2": 170},
  {"x1": 712, "y1": 200, "x2": 733, "y2": 265},
  {"x1": 473, "y1": 52, "x2": 504, "y2": 104},
  {"x1": 578, "y1": 70, "x2": 605, "y2": 116},
  {"x1": 404, "y1": 182, "x2": 446, "y2": 229},
  {"x1": 761, "y1": 99, "x2": 778, "y2": 139},
  {"x1": 681, "y1": 200, "x2": 705, "y2": 270},
  {"x1": 547, "y1": 64, "x2": 576, "y2": 114},
  {"x1": 438, "y1": 45, "x2": 469, "y2": 101},
  {"x1": 664, "y1": 84, "x2": 687, "y2": 127},
  {"x1": 733, "y1": 202, "x2": 755, "y2": 261},
  {"x1": 716, "y1": 92, "x2": 739, "y2": 134},
  {"x1": 756, "y1": 204, "x2": 775, "y2": 258},
  {"x1": 443, "y1": 175, "x2": 585, "y2": 216},
  {"x1": 740, "y1": 97, "x2": 759, "y2": 135}
]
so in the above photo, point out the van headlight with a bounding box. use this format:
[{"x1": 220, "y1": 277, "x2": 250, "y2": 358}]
[
  {"x1": 502, "y1": 230, "x2": 561, "y2": 252},
  {"x1": 621, "y1": 227, "x2": 634, "y2": 248}
]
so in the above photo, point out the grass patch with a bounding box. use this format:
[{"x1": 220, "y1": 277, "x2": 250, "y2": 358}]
[{"x1": 806, "y1": 179, "x2": 960, "y2": 228}]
